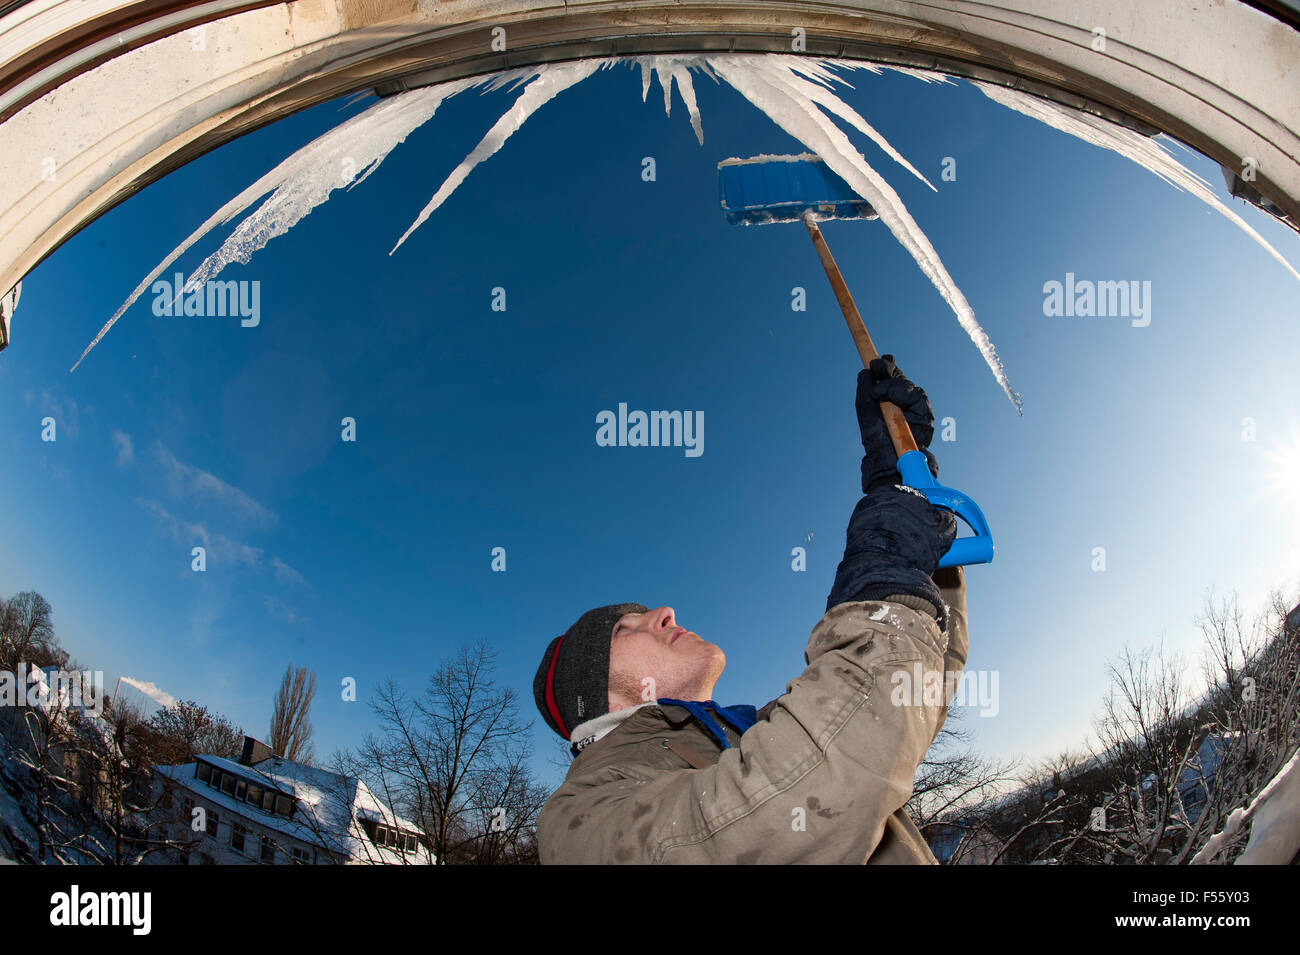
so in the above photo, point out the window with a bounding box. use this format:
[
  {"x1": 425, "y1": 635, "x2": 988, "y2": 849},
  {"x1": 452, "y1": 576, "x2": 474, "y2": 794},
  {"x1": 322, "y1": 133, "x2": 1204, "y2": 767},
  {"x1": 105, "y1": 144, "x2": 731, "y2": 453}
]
[
  {"x1": 259, "y1": 834, "x2": 275, "y2": 863},
  {"x1": 206, "y1": 811, "x2": 219, "y2": 838},
  {"x1": 248, "y1": 785, "x2": 263, "y2": 807},
  {"x1": 196, "y1": 762, "x2": 211, "y2": 784},
  {"x1": 291, "y1": 847, "x2": 310, "y2": 865},
  {"x1": 274, "y1": 795, "x2": 292, "y2": 817},
  {"x1": 235, "y1": 780, "x2": 247, "y2": 800},
  {"x1": 231, "y1": 822, "x2": 246, "y2": 853},
  {"x1": 371, "y1": 824, "x2": 418, "y2": 853},
  {"x1": 262, "y1": 790, "x2": 275, "y2": 812},
  {"x1": 209, "y1": 770, "x2": 222, "y2": 791},
  {"x1": 220, "y1": 774, "x2": 237, "y2": 797}
]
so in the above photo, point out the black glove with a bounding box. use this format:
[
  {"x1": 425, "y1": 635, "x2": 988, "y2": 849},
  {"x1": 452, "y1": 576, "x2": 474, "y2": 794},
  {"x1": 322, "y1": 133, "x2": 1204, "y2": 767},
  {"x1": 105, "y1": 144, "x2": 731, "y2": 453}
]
[
  {"x1": 857, "y1": 355, "x2": 939, "y2": 494},
  {"x1": 825, "y1": 486, "x2": 957, "y2": 627}
]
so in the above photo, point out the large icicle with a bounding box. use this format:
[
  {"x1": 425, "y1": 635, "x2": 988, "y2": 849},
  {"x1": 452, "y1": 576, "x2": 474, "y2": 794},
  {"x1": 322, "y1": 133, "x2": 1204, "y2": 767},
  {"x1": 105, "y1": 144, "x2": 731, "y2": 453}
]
[
  {"x1": 708, "y1": 54, "x2": 1023, "y2": 412},
  {"x1": 390, "y1": 59, "x2": 610, "y2": 254},
  {"x1": 974, "y1": 80, "x2": 1300, "y2": 284},
  {"x1": 74, "y1": 50, "x2": 1300, "y2": 401},
  {"x1": 775, "y1": 58, "x2": 937, "y2": 191},
  {"x1": 70, "y1": 77, "x2": 490, "y2": 371},
  {"x1": 633, "y1": 55, "x2": 718, "y2": 146},
  {"x1": 670, "y1": 60, "x2": 705, "y2": 146},
  {"x1": 74, "y1": 53, "x2": 1017, "y2": 407}
]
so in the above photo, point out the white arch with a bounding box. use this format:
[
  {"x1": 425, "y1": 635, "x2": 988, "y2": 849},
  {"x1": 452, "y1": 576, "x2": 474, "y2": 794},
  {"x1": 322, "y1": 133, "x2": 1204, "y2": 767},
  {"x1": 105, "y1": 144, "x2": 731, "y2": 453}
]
[{"x1": 1, "y1": 0, "x2": 1297, "y2": 302}]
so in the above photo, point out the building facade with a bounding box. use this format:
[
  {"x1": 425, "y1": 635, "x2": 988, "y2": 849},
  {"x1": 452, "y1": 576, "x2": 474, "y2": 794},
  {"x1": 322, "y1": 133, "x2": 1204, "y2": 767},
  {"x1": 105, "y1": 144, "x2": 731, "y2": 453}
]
[{"x1": 152, "y1": 736, "x2": 433, "y2": 865}]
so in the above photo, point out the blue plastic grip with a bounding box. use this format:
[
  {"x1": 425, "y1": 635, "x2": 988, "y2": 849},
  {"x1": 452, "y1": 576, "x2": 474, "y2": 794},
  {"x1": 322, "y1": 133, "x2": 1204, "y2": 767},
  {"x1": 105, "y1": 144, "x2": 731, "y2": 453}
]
[{"x1": 895, "y1": 451, "x2": 994, "y2": 568}]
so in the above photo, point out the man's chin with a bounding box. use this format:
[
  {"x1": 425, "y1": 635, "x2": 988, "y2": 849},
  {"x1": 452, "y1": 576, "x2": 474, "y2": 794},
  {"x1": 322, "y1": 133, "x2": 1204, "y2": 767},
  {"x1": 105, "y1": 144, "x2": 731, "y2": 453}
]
[{"x1": 704, "y1": 645, "x2": 727, "y2": 683}]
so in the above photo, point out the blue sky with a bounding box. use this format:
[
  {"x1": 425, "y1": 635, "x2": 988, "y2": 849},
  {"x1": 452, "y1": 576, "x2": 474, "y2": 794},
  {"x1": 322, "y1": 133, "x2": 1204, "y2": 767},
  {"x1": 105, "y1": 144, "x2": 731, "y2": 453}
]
[{"x1": 2, "y1": 60, "x2": 1298, "y2": 791}]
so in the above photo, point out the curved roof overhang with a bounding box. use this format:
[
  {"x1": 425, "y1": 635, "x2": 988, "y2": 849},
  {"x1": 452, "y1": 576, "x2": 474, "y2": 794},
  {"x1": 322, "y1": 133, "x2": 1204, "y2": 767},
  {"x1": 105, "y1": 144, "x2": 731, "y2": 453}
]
[{"x1": 1, "y1": 0, "x2": 1297, "y2": 301}]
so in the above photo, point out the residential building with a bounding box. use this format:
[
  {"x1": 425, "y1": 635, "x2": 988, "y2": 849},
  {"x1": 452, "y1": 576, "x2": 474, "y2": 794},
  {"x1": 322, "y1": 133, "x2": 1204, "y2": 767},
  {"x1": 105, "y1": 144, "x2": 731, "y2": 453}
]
[{"x1": 152, "y1": 736, "x2": 433, "y2": 865}]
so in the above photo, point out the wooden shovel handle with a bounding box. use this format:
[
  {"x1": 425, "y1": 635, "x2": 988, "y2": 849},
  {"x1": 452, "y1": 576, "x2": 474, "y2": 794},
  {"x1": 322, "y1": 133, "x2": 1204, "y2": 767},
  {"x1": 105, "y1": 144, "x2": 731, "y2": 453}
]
[{"x1": 802, "y1": 213, "x2": 919, "y2": 459}]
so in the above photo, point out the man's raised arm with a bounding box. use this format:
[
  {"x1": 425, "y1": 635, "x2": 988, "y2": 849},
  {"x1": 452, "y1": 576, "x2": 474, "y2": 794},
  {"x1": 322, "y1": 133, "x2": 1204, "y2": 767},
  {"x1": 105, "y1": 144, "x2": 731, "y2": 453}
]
[{"x1": 537, "y1": 359, "x2": 965, "y2": 863}]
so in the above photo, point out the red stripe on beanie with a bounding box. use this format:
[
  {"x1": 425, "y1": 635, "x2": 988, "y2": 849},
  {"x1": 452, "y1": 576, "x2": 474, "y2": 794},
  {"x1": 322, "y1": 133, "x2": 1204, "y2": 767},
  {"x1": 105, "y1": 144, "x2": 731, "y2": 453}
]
[{"x1": 544, "y1": 634, "x2": 569, "y2": 738}]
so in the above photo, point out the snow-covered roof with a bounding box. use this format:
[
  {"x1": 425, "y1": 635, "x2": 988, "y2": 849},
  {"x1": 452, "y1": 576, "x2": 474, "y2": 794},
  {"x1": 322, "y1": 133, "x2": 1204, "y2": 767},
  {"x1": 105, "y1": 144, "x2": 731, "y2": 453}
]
[{"x1": 155, "y1": 753, "x2": 430, "y2": 864}]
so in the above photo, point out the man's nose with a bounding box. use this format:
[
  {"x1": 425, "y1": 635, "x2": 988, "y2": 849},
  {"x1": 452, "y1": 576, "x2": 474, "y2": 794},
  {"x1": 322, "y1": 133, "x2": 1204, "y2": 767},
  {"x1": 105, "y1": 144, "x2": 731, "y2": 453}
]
[{"x1": 648, "y1": 607, "x2": 676, "y2": 632}]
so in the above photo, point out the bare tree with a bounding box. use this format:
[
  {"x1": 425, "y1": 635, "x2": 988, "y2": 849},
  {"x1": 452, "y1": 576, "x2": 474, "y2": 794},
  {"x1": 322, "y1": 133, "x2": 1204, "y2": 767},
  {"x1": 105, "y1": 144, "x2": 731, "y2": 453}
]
[
  {"x1": 907, "y1": 709, "x2": 1021, "y2": 840},
  {"x1": 0, "y1": 591, "x2": 58, "y2": 672},
  {"x1": 1183, "y1": 587, "x2": 1300, "y2": 862},
  {"x1": 270, "y1": 663, "x2": 317, "y2": 765},
  {"x1": 144, "y1": 699, "x2": 244, "y2": 765},
  {"x1": 82, "y1": 697, "x2": 198, "y2": 864},
  {"x1": 344, "y1": 639, "x2": 543, "y2": 864},
  {"x1": 979, "y1": 588, "x2": 1300, "y2": 865},
  {"x1": 6, "y1": 665, "x2": 93, "y2": 863},
  {"x1": 462, "y1": 742, "x2": 551, "y2": 864}
]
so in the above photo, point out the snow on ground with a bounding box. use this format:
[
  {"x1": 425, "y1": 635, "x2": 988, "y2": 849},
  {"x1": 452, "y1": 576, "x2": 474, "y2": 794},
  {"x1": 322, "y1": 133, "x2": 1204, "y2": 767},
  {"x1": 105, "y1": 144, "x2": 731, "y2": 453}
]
[{"x1": 1192, "y1": 746, "x2": 1300, "y2": 864}]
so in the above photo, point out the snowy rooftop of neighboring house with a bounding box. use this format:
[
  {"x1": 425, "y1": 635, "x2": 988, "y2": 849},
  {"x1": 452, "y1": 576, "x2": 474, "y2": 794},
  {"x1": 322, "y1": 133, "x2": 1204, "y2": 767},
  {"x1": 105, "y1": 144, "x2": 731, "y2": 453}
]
[{"x1": 155, "y1": 751, "x2": 429, "y2": 863}]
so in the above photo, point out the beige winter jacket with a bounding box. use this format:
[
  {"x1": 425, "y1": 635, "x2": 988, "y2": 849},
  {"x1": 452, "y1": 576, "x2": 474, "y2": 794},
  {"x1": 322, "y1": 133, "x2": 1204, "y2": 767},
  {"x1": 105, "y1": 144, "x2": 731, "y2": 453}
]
[{"x1": 538, "y1": 566, "x2": 968, "y2": 864}]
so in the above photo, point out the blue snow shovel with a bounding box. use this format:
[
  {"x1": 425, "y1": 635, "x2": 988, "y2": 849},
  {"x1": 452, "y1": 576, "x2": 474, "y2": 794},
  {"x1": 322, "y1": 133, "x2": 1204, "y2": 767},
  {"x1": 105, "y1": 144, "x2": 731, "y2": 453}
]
[{"x1": 718, "y1": 154, "x2": 993, "y2": 568}]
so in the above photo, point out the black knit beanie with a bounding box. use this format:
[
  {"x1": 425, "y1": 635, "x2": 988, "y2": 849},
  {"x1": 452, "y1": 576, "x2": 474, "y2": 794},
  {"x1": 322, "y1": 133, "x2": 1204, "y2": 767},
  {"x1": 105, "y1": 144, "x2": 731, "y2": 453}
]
[{"x1": 534, "y1": 603, "x2": 649, "y2": 740}]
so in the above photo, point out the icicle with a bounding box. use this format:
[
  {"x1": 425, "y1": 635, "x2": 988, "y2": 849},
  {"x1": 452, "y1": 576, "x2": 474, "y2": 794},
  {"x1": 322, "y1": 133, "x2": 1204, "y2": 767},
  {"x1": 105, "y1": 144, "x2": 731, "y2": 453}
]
[
  {"x1": 631, "y1": 55, "x2": 710, "y2": 144},
  {"x1": 709, "y1": 54, "x2": 1023, "y2": 413},
  {"x1": 767, "y1": 57, "x2": 936, "y2": 191},
  {"x1": 70, "y1": 79, "x2": 483, "y2": 371},
  {"x1": 974, "y1": 80, "x2": 1300, "y2": 284},
  {"x1": 670, "y1": 62, "x2": 704, "y2": 145},
  {"x1": 389, "y1": 59, "x2": 608, "y2": 254},
  {"x1": 656, "y1": 61, "x2": 673, "y2": 117}
]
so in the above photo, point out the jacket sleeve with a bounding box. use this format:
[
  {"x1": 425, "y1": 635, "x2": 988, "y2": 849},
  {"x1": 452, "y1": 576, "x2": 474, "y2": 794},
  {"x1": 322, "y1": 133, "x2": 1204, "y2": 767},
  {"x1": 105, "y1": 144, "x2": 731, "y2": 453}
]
[
  {"x1": 930, "y1": 565, "x2": 969, "y2": 746},
  {"x1": 538, "y1": 583, "x2": 966, "y2": 864}
]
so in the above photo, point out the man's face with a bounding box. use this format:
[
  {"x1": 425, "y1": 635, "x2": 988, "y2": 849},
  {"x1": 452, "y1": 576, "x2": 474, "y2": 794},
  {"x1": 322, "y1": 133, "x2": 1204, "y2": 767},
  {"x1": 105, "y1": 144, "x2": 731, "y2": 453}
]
[{"x1": 607, "y1": 606, "x2": 726, "y2": 711}]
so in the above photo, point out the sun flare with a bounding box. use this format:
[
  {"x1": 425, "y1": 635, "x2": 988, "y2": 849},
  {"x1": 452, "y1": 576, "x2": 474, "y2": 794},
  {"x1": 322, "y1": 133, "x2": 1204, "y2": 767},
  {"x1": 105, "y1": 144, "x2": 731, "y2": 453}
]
[{"x1": 1260, "y1": 426, "x2": 1300, "y2": 516}]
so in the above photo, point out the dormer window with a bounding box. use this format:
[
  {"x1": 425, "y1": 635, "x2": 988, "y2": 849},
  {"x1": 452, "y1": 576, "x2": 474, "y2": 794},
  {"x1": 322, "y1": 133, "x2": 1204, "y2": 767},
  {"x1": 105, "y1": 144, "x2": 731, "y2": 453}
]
[
  {"x1": 192, "y1": 759, "x2": 294, "y2": 818},
  {"x1": 367, "y1": 821, "x2": 421, "y2": 853}
]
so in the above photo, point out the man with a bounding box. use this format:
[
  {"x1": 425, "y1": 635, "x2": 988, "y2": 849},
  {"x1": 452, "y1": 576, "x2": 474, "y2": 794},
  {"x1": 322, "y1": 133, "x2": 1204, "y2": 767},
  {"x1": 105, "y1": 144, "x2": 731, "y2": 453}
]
[{"x1": 533, "y1": 357, "x2": 968, "y2": 863}]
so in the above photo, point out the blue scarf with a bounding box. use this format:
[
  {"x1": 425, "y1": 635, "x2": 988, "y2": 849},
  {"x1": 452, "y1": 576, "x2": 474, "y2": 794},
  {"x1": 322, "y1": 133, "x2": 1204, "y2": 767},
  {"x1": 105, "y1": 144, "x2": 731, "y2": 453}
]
[{"x1": 657, "y1": 699, "x2": 758, "y2": 749}]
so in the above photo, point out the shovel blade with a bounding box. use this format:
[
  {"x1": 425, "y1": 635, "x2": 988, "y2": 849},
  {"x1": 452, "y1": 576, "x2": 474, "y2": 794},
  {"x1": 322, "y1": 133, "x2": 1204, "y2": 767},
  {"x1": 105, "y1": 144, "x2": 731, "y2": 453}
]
[{"x1": 718, "y1": 153, "x2": 877, "y2": 226}]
